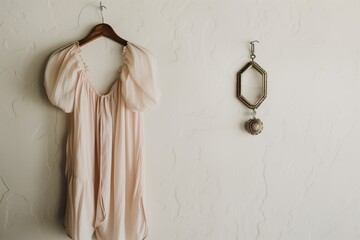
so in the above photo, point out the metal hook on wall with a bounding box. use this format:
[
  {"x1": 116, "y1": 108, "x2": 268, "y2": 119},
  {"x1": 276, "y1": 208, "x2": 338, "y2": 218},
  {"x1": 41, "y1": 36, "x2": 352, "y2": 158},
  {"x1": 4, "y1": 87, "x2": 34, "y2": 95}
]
[
  {"x1": 250, "y1": 40, "x2": 259, "y2": 61},
  {"x1": 100, "y1": 1, "x2": 107, "y2": 23}
]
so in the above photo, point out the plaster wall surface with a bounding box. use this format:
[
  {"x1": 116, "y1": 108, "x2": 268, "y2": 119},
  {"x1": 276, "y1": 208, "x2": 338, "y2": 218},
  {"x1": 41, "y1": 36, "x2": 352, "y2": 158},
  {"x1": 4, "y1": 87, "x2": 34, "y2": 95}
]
[{"x1": 1, "y1": 0, "x2": 360, "y2": 239}]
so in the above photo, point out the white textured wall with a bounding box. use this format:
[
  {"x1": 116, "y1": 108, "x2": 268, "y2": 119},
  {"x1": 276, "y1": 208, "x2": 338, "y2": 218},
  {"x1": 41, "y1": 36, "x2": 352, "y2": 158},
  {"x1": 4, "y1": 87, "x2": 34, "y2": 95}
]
[{"x1": 1, "y1": 0, "x2": 360, "y2": 239}]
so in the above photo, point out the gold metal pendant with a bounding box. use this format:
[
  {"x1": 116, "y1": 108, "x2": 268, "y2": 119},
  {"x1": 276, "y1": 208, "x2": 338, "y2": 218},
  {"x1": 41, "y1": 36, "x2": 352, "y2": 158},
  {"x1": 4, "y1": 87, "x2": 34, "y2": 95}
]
[
  {"x1": 245, "y1": 117, "x2": 263, "y2": 135},
  {"x1": 236, "y1": 40, "x2": 267, "y2": 135}
]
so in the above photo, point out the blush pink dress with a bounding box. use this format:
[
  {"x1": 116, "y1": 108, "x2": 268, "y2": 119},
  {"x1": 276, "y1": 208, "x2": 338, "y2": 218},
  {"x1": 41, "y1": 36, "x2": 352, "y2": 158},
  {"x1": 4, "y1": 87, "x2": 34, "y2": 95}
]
[{"x1": 44, "y1": 42, "x2": 160, "y2": 240}]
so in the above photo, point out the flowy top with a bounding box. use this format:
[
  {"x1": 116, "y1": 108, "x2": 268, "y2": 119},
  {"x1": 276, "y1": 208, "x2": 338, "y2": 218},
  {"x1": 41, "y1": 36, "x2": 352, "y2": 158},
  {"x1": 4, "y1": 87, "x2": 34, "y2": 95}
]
[{"x1": 44, "y1": 42, "x2": 160, "y2": 240}]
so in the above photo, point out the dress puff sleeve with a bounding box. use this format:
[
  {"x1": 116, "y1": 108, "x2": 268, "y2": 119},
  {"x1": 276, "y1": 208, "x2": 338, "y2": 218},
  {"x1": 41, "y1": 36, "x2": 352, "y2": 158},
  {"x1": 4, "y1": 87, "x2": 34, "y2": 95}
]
[
  {"x1": 121, "y1": 43, "x2": 161, "y2": 112},
  {"x1": 44, "y1": 43, "x2": 82, "y2": 113}
]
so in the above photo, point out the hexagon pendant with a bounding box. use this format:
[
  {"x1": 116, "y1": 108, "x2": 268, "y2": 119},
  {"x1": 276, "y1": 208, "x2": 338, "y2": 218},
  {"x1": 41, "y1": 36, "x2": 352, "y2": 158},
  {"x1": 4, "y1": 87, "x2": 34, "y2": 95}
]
[
  {"x1": 237, "y1": 61, "x2": 267, "y2": 109},
  {"x1": 237, "y1": 61, "x2": 267, "y2": 135}
]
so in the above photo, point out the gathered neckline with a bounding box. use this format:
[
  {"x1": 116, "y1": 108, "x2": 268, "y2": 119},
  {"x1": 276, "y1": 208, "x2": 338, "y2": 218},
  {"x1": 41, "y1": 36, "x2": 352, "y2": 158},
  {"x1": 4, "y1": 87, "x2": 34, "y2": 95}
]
[{"x1": 73, "y1": 42, "x2": 130, "y2": 98}]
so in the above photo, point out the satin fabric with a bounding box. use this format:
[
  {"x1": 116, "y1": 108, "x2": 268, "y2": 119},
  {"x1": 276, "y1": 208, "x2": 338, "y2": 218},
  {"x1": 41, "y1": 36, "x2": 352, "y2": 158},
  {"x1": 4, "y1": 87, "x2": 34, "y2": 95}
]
[{"x1": 44, "y1": 42, "x2": 160, "y2": 240}]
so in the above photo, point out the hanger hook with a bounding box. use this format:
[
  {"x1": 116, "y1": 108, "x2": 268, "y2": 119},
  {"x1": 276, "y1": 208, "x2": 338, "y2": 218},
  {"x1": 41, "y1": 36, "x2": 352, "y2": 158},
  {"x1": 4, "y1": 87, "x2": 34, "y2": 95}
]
[
  {"x1": 100, "y1": 1, "x2": 107, "y2": 23},
  {"x1": 250, "y1": 40, "x2": 259, "y2": 60}
]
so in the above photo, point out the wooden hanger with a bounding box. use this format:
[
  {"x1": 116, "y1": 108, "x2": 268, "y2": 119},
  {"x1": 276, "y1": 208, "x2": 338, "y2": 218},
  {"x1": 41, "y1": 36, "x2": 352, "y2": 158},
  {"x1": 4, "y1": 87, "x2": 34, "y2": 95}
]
[
  {"x1": 78, "y1": 2, "x2": 128, "y2": 47},
  {"x1": 78, "y1": 23, "x2": 128, "y2": 47}
]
